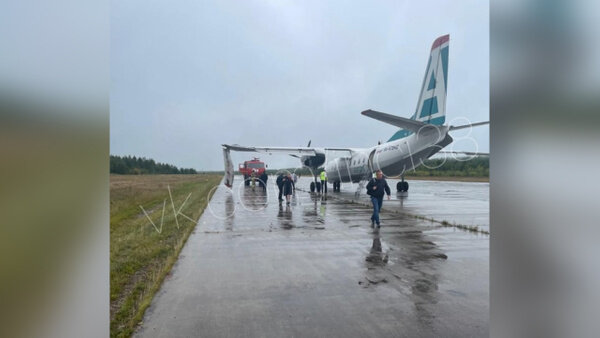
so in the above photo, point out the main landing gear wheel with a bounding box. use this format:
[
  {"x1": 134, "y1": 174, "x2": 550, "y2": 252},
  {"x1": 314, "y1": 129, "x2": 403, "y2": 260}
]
[
  {"x1": 310, "y1": 182, "x2": 315, "y2": 192},
  {"x1": 244, "y1": 175, "x2": 250, "y2": 186},
  {"x1": 333, "y1": 181, "x2": 340, "y2": 192},
  {"x1": 397, "y1": 181, "x2": 409, "y2": 192}
]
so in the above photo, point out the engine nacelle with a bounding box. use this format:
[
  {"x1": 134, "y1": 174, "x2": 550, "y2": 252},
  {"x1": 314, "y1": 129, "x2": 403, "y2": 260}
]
[{"x1": 300, "y1": 151, "x2": 325, "y2": 171}]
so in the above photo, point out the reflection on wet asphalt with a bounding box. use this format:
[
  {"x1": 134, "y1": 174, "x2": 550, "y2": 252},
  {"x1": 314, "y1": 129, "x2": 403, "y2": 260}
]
[
  {"x1": 136, "y1": 176, "x2": 489, "y2": 337},
  {"x1": 333, "y1": 177, "x2": 490, "y2": 232}
]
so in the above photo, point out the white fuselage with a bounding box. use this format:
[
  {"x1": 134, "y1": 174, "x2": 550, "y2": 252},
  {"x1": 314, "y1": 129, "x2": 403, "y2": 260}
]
[{"x1": 324, "y1": 125, "x2": 452, "y2": 183}]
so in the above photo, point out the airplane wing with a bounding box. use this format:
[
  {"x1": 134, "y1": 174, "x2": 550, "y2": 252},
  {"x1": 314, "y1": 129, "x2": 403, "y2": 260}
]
[
  {"x1": 222, "y1": 144, "x2": 356, "y2": 155},
  {"x1": 324, "y1": 148, "x2": 355, "y2": 154},
  {"x1": 361, "y1": 109, "x2": 428, "y2": 133},
  {"x1": 290, "y1": 149, "x2": 354, "y2": 159},
  {"x1": 222, "y1": 144, "x2": 318, "y2": 187},
  {"x1": 222, "y1": 144, "x2": 357, "y2": 187},
  {"x1": 222, "y1": 144, "x2": 317, "y2": 156}
]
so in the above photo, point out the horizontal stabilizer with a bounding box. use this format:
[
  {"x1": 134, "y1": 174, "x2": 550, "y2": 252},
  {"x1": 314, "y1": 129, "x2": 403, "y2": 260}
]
[
  {"x1": 437, "y1": 150, "x2": 489, "y2": 156},
  {"x1": 449, "y1": 121, "x2": 489, "y2": 131},
  {"x1": 361, "y1": 109, "x2": 429, "y2": 133}
]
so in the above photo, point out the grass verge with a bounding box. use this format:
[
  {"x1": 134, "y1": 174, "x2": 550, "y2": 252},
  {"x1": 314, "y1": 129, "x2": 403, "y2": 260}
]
[{"x1": 110, "y1": 174, "x2": 221, "y2": 337}]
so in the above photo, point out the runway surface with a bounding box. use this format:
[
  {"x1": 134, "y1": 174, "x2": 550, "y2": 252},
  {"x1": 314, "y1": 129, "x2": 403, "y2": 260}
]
[
  {"x1": 322, "y1": 177, "x2": 489, "y2": 233},
  {"x1": 135, "y1": 175, "x2": 489, "y2": 337}
]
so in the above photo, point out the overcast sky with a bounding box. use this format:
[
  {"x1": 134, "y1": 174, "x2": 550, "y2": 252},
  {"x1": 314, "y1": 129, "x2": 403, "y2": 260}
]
[{"x1": 111, "y1": 0, "x2": 489, "y2": 171}]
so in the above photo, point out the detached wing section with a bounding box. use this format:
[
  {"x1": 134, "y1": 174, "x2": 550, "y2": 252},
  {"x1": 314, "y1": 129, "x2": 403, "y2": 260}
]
[
  {"x1": 223, "y1": 147, "x2": 234, "y2": 188},
  {"x1": 361, "y1": 109, "x2": 429, "y2": 133}
]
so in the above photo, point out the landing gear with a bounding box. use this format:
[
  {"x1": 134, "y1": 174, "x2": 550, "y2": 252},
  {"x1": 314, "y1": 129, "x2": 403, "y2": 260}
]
[
  {"x1": 396, "y1": 177, "x2": 409, "y2": 192},
  {"x1": 332, "y1": 181, "x2": 341, "y2": 192},
  {"x1": 310, "y1": 181, "x2": 315, "y2": 192},
  {"x1": 244, "y1": 175, "x2": 250, "y2": 186}
]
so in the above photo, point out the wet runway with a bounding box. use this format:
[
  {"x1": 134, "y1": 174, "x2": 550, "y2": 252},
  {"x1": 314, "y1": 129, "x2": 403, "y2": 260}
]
[
  {"x1": 310, "y1": 176, "x2": 489, "y2": 232},
  {"x1": 135, "y1": 176, "x2": 489, "y2": 337}
]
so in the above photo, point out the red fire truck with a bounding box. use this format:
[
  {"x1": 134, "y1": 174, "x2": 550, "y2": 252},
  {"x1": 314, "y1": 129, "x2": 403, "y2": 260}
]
[{"x1": 239, "y1": 158, "x2": 266, "y2": 186}]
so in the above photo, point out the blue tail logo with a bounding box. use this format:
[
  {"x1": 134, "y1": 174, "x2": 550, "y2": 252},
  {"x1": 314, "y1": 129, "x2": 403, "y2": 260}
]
[{"x1": 388, "y1": 34, "x2": 449, "y2": 142}]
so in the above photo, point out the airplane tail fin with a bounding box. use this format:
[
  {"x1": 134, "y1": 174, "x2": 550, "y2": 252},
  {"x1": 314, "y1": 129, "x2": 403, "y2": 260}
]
[{"x1": 388, "y1": 34, "x2": 450, "y2": 141}]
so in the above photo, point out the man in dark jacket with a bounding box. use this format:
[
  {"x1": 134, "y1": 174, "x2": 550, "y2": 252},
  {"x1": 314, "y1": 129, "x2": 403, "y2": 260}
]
[
  {"x1": 366, "y1": 170, "x2": 391, "y2": 228},
  {"x1": 259, "y1": 172, "x2": 268, "y2": 191},
  {"x1": 276, "y1": 174, "x2": 284, "y2": 201},
  {"x1": 283, "y1": 174, "x2": 294, "y2": 205}
]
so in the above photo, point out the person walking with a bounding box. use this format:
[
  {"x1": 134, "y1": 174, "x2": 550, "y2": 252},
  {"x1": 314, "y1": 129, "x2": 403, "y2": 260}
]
[
  {"x1": 366, "y1": 170, "x2": 391, "y2": 228},
  {"x1": 250, "y1": 169, "x2": 257, "y2": 190},
  {"x1": 290, "y1": 174, "x2": 295, "y2": 193},
  {"x1": 259, "y1": 171, "x2": 268, "y2": 191},
  {"x1": 283, "y1": 173, "x2": 294, "y2": 205},
  {"x1": 320, "y1": 170, "x2": 328, "y2": 194},
  {"x1": 276, "y1": 173, "x2": 284, "y2": 202}
]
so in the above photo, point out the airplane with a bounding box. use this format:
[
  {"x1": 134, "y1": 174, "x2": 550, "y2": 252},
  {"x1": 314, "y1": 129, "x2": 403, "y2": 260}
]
[{"x1": 222, "y1": 34, "x2": 488, "y2": 193}]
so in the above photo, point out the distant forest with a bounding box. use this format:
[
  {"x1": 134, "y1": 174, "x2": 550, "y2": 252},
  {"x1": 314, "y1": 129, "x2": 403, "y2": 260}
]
[
  {"x1": 110, "y1": 155, "x2": 197, "y2": 174},
  {"x1": 109, "y1": 155, "x2": 487, "y2": 176},
  {"x1": 408, "y1": 156, "x2": 488, "y2": 177}
]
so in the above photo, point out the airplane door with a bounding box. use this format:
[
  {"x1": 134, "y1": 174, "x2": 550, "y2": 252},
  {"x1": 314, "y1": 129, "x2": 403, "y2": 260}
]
[{"x1": 368, "y1": 149, "x2": 377, "y2": 172}]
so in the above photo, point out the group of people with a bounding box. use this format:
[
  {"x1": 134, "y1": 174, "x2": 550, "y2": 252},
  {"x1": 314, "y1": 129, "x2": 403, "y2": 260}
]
[
  {"x1": 249, "y1": 169, "x2": 269, "y2": 192},
  {"x1": 248, "y1": 169, "x2": 392, "y2": 229},
  {"x1": 276, "y1": 173, "x2": 295, "y2": 204},
  {"x1": 249, "y1": 170, "x2": 297, "y2": 204}
]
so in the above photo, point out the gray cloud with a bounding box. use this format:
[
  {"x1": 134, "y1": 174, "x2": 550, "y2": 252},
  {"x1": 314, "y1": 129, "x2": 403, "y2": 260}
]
[{"x1": 111, "y1": 0, "x2": 489, "y2": 170}]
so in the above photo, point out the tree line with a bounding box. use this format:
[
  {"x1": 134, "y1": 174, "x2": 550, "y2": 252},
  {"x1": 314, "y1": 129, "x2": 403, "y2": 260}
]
[
  {"x1": 110, "y1": 155, "x2": 197, "y2": 175},
  {"x1": 409, "y1": 156, "x2": 489, "y2": 177},
  {"x1": 110, "y1": 155, "x2": 488, "y2": 176}
]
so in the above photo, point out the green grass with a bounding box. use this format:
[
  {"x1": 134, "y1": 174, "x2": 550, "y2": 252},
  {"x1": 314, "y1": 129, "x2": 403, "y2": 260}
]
[{"x1": 110, "y1": 174, "x2": 222, "y2": 337}]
